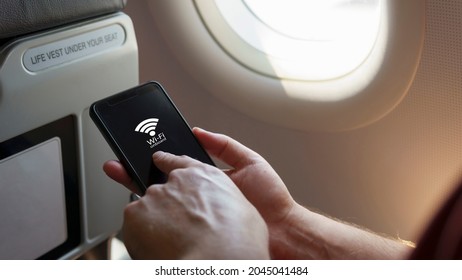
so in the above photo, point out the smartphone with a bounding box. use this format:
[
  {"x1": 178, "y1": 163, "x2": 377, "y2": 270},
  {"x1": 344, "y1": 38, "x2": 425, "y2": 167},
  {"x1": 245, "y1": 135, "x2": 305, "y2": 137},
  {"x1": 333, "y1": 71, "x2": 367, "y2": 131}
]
[{"x1": 90, "y1": 81, "x2": 215, "y2": 194}]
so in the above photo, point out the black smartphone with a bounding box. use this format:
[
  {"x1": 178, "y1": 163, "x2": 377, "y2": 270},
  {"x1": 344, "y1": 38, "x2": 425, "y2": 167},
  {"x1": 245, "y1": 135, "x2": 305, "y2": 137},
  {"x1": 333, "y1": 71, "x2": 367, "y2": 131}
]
[{"x1": 90, "y1": 81, "x2": 215, "y2": 195}]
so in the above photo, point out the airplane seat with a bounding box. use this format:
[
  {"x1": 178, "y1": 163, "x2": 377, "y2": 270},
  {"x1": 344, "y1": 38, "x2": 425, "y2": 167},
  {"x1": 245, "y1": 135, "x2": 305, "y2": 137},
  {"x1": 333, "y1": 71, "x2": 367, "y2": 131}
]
[{"x1": 0, "y1": 0, "x2": 138, "y2": 259}]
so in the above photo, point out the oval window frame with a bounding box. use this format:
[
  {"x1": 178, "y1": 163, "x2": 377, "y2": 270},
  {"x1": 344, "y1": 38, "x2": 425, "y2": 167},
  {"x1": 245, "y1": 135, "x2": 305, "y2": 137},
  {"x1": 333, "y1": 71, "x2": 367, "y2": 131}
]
[
  {"x1": 147, "y1": 0, "x2": 425, "y2": 131},
  {"x1": 210, "y1": 0, "x2": 383, "y2": 82}
]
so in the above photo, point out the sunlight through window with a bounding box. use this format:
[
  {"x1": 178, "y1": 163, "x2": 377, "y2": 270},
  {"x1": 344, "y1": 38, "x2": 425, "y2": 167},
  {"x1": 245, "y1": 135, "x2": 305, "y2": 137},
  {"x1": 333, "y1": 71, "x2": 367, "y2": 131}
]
[{"x1": 213, "y1": 0, "x2": 381, "y2": 81}]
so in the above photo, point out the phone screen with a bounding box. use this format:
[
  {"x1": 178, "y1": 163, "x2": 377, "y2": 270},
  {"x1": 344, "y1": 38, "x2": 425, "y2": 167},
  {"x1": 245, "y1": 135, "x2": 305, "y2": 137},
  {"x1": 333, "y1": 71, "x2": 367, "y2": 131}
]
[{"x1": 90, "y1": 82, "x2": 214, "y2": 193}]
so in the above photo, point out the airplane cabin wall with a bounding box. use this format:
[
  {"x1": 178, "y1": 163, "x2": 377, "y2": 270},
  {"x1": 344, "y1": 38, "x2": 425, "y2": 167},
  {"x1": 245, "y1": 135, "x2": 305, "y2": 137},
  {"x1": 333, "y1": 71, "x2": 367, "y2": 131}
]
[{"x1": 124, "y1": 0, "x2": 462, "y2": 242}]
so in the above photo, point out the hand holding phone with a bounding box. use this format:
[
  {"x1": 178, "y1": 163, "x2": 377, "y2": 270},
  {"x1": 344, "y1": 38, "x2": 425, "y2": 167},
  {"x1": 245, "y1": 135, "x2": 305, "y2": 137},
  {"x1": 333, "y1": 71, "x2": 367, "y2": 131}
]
[{"x1": 90, "y1": 81, "x2": 214, "y2": 195}]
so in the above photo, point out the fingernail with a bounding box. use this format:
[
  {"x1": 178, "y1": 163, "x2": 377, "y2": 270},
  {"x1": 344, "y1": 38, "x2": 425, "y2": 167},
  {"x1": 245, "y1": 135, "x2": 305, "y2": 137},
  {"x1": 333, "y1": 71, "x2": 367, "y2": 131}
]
[{"x1": 193, "y1": 127, "x2": 206, "y2": 133}]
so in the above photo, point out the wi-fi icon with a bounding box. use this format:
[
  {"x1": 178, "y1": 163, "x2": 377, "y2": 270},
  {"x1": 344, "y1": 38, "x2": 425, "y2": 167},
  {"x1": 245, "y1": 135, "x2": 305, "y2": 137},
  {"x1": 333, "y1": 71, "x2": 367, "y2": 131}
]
[{"x1": 135, "y1": 118, "x2": 159, "y2": 136}]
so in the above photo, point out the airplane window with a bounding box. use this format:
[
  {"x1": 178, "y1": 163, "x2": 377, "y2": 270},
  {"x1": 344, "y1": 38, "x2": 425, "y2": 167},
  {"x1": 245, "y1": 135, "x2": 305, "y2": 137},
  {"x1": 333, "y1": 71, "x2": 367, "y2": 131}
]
[
  {"x1": 212, "y1": 0, "x2": 381, "y2": 81},
  {"x1": 151, "y1": 1, "x2": 424, "y2": 131}
]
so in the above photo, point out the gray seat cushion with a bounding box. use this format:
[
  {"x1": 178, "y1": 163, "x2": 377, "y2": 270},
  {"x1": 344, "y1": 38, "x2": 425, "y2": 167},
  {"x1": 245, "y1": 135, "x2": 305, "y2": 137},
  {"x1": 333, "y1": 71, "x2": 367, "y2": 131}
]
[{"x1": 0, "y1": 0, "x2": 126, "y2": 40}]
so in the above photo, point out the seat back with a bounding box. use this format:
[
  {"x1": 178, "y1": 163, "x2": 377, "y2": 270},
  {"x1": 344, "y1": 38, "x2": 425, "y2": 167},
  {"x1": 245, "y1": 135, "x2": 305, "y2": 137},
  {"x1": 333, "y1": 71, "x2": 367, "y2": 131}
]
[{"x1": 0, "y1": 0, "x2": 138, "y2": 259}]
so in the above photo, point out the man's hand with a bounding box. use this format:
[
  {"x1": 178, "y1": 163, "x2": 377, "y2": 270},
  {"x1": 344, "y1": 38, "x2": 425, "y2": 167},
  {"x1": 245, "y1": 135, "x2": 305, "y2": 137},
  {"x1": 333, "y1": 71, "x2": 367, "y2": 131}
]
[
  {"x1": 104, "y1": 150, "x2": 269, "y2": 259},
  {"x1": 192, "y1": 128, "x2": 298, "y2": 258},
  {"x1": 104, "y1": 127, "x2": 299, "y2": 259}
]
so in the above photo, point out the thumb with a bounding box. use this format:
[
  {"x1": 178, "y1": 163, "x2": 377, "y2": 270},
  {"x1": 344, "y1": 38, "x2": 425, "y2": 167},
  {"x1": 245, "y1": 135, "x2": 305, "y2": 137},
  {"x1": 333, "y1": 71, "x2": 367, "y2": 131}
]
[{"x1": 192, "y1": 127, "x2": 262, "y2": 170}]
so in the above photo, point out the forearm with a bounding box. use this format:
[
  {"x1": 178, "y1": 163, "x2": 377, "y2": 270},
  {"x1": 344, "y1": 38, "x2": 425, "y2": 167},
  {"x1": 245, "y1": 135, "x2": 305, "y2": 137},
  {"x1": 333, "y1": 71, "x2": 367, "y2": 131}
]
[{"x1": 270, "y1": 204, "x2": 414, "y2": 260}]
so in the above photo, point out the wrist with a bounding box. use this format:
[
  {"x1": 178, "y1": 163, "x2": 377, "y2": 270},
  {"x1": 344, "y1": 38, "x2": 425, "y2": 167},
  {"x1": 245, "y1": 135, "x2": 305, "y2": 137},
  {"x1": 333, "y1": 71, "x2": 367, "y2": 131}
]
[{"x1": 268, "y1": 203, "x2": 325, "y2": 259}]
